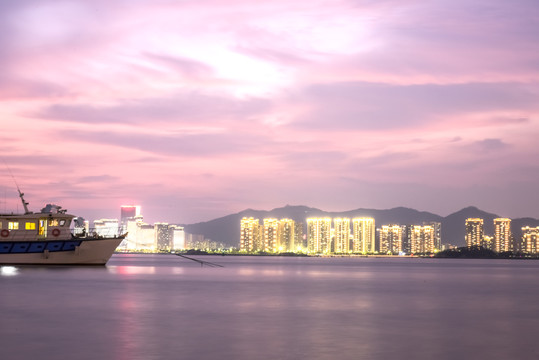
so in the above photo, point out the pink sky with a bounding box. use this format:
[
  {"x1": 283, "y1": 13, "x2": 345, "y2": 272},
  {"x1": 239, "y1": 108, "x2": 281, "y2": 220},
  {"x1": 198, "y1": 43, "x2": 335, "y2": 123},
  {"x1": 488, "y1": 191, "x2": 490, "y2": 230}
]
[{"x1": 1, "y1": 0, "x2": 539, "y2": 224}]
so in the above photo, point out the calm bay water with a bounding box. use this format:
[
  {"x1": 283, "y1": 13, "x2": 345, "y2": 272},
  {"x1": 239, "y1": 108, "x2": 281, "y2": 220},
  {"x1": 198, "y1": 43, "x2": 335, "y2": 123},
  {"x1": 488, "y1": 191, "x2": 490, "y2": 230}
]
[{"x1": 1, "y1": 254, "x2": 539, "y2": 360}]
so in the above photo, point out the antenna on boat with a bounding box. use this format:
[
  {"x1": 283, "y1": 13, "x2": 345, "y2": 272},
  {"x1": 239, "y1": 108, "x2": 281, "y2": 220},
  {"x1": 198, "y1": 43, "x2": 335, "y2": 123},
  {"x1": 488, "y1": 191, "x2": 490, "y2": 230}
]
[{"x1": 2, "y1": 157, "x2": 31, "y2": 214}]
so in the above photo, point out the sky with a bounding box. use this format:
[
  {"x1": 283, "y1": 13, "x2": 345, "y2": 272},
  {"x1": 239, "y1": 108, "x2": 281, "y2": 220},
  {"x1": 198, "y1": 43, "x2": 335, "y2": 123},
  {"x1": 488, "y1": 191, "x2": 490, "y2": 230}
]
[{"x1": 1, "y1": 0, "x2": 539, "y2": 224}]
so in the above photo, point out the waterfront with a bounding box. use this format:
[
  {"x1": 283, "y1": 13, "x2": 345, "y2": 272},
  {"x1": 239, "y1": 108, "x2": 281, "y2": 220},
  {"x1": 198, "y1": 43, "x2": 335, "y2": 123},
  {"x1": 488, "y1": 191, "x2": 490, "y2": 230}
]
[{"x1": 1, "y1": 255, "x2": 539, "y2": 360}]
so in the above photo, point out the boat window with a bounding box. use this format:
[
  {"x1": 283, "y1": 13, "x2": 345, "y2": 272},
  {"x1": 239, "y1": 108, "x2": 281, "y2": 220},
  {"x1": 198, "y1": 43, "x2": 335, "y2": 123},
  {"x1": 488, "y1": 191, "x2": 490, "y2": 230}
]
[
  {"x1": 39, "y1": 219, "x2": 46, "y2": 236},
  {"x1": 8, "y1": 222, "x2": 19, "y2": 230},
  {"x1": 25, "y1": 222, "x2": 36, "y2": 230},
  {"x1": 48, "y1": 219, "x2": 59, "y2": 226},
  {"x1": 60, "y1": 220, "x2": 66, "y2": 226}
]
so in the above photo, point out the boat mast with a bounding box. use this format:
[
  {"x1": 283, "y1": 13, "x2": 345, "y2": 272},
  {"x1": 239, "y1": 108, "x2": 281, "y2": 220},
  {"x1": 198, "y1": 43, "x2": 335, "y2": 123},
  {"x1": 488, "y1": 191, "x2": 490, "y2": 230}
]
[
  {"x1": 18, "y1": 187, "x2": 30, "y2": 214},
  {"x1": 2, "y1": 158, "x2": 31, "y2": 214}
]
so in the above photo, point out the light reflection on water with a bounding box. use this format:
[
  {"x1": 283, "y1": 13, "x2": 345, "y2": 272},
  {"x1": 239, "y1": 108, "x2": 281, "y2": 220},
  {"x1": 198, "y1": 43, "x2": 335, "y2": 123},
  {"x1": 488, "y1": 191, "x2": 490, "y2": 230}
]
[
  {"x1": 1, "y1": 255, "x2": 539, "y2": 360},
  {"x1": 0, "y1": 266, "x2": 18, "y2": 276}
]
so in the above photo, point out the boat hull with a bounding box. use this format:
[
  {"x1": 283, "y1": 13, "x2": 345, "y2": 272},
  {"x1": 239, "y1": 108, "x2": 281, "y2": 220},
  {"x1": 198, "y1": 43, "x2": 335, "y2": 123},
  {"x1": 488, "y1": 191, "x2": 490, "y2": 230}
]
[{"x1": 0, "y1": 237, "x2": 123, "y2": 265}]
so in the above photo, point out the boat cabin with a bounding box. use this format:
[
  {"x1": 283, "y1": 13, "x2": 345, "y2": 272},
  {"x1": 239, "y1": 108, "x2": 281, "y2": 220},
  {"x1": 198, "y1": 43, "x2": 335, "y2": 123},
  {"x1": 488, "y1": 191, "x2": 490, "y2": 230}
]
[{"x1": 0, "y1": 212, "x2": 74, "y2": 241}]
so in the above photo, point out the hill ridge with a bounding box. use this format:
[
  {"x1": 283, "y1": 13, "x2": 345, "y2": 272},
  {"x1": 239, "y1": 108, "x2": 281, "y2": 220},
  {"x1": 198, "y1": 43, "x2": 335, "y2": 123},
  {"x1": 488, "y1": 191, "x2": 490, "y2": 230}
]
[{"x1": 181, "y1": 205, "x2": 539, "y2": 248}]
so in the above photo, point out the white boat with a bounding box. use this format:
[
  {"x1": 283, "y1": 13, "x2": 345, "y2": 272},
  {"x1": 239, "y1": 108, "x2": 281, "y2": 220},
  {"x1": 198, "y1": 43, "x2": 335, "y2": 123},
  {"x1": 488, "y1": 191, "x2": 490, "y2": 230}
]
[{"x1": 0, "y1": 190, "x2": 124, "y2": 265}]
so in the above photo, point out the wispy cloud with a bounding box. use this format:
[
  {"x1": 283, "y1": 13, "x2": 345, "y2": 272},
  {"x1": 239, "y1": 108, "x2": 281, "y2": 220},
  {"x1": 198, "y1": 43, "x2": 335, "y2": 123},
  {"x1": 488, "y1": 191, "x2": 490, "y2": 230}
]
[{"x1": 1, "y1": 0, "x2": 539, "y2": 222}]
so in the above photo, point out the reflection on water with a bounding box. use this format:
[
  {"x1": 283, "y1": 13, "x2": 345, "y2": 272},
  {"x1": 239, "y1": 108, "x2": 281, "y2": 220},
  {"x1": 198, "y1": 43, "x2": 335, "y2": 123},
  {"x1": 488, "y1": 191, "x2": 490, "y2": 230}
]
[
  {"x1": 1, "y1": 266, "x2": 18, "y2": 276},
  {"x1": 1, "y1": 255, "x2": 539, "y2": 360}
]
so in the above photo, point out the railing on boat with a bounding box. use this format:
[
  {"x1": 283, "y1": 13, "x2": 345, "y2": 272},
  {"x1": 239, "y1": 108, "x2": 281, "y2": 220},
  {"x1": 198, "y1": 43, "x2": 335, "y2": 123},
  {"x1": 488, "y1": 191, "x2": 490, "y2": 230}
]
[{"x1": 0, "y1": 228, "x2": 124, "y2": 241}]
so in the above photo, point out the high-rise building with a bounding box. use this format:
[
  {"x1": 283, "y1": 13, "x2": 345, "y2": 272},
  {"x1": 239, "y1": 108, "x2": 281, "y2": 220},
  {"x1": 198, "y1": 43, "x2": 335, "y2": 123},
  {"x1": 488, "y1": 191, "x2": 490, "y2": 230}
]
[
  {"x1": 423, "y1": 222, "x2": 442, "y2": 250},
  {"x1": 170, "y1": 225, "x2": 185, "y2": 250},
  {"x1": 240, "y1": 217, "x2": 260, "y2": 252},
  {"x1": 278, "y1": 219, "x2": 295, "y2": 252},
  {"x1": 294, "y1": 221, "x2": 305, "y2": 251},
  {"x1": 307, "y1": 218, "x2": 332, "y2": 254},
  {"x1": 379, "y1": 224, "x2": 403, "y2": 254},
  {"x1": 263, "y1": 218, "x2": 279, "y2": 252},
  {"x1": 155, "y1": 223, "x2": 172, "y2": 251},
  {"x1": 125, "y1": 215, "x2": 143, "y2": 250},
  {"x1": 401, "y1": 225, "x2": 412, "y2": 253},
  {"x1": 333, "y1": 218, "x2": 351, "y2": 253},
  {"x1": 465, "y1": 218, "x2": 484, "y2": 247},
  {"x1": 494, "y1": 218, "x2": 511, "y2": 252},
  {"x1": 521, "y1": 226, "x2": 539, "y2": 254},
  {"x1": 120, "y1": 205, "x2": 141, "y2": 233},
  {"x1": 136, "y1": 223, "x2": 155, "y2": 251},
  {"x1": 352, "y1": 218, "x2": 375, "y2": 253},
  {"x1": 409, "y1": 225, "x2": 435, "y2": 253}
]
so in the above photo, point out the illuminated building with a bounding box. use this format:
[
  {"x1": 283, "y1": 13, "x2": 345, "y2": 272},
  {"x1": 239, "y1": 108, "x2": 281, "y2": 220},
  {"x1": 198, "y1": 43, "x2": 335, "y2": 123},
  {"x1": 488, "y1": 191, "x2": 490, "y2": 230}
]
[
  {"x1": 263, "y1": 218, "x2": 279, "y2": 252},
  {"x1": 352, "y1": 218, "x2": 375, "y2": 253},
  {"x1": 494, "y1": 218, "x2": 511, "y2": 252},
  {"x1": 125, "y1": 215, "x2": 143, "y2": 250},
  {"x1": 278, "y1": 219, "x2": 295, "y2": 252},
  {"x1": 136, "y1": 223, "x2": 156, "y2": 251},
  {"x1": 423, "y1": 222, "x2": 442, "y2": 250},
  {"x1": 170, "y1": 225, "x2": 185, "y2": 250},
  {"x1": 94, "y1": 219, "x2": 119, "y2": 237},
  {"x1": 120, "y1": 205, "x2": 141, "y2": 233},
  {"x1": 522, "y1": 226, "x2": 539, "y2": 254},
  {"x1": 465, "y1": 218, "x2": 484, "y2": 247},
  {"x1": 410, "y1": 225, "x2": 435, "y2": 253},
  {"x1": 240, "y1": 217, "x2": 260, "y2": 252},
  {"x1": 401, "y1": 225, "x2": 411, "y2": 253},
  {"x1": 155, "y1": 222, "x2": 172, "y2": 251},
  {"x1": 307, "y1": 218, "x2": 332, "y2": 253},
  {"x1": 294, "y1": 221, "x2": 305, "y2": 251},
  {"x1": 482, "y1": 235, "x2": 494, "y2": 251},
  {"x1": 333, "y1": 218, "x2": 351, "y2": 253},
  {"x1": 379, "y1": 225, "x2": 403, "y2": 254}
]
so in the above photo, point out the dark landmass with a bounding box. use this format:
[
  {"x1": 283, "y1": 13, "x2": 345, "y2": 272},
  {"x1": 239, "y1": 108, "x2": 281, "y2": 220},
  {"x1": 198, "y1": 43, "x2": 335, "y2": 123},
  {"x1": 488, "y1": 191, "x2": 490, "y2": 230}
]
[
  {"x1": 181, "y1": 205, "x2": 539, "y2": 248},
  {"x1": 434, "y1": 246, "x2": 536, "y2": 259}
]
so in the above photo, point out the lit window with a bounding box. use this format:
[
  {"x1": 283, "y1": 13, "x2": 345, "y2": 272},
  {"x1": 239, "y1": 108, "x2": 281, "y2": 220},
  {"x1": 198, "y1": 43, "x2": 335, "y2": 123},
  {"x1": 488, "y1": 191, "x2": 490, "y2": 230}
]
[
  {"x1": 26, "y1": 222, "x2": 36, "y2": 230},
  {"x1": 48, "y1": 219, "x2": 59, "y2": 226},
  {"x1": 8, "y1": 222, "x2": 19, "y2": 230}
]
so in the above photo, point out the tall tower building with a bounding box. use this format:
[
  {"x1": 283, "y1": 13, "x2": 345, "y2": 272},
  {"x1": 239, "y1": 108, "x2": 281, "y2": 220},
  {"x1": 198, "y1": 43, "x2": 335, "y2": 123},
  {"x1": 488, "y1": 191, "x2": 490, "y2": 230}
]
[
  {"x1": 263, "y1": 218, "x2": 279, "y2": 252},
  {"x1": 379, "y1": 224, "x2": 403, "y2": 254},
  {"x1": 521, "y1": 226, "x2": 539, "y2": 254},
  {"x1": 154, "y1": 223, "x2": 172, "y2": 251},
  {"x1": 333, "y1": 218, "x2": 350, "y2": 253},
  {"x1": 294, "y1": 221, "x2": 305, "y2": 251},
  {"x1": 120, "y1": 205, "x2": 141, "y2": 233},
  {"x1": 170, "y1": 225, "x2": 185, "y2": 250},
  {"x1": 410, "y1": 225, "x2": 435, "y2": 253},
  {"x1": 352, "y1": 218, "x2": 375, "y2": 253},
  {"x1": 465, "y1": 218, "x2": 484, "y2": 248},
  {"x1": 240, "y1": 217, "x2": 260, "y2": 252},
  {"x1": 423, "y1": 222, "x2": 442, "y2": 250},
  {"x1": 493, "y1": 218, "x2": 511, "y2": 252},
  {"x1": 307, "y1": 218, "x2": 332, "y2": 254},
  {"x1": 278, "y1": 219, "x2": 295, "y2": 252}
]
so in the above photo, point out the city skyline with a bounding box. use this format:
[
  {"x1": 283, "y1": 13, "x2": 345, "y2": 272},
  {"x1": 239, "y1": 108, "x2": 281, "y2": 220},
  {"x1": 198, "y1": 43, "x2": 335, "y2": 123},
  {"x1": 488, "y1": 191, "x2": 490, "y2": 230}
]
[
  {"x1": 239, "y1": 215, "x2": 539, "y2": 254},
  {"x1": 2, "y1": 1, "x2": 539, "y2": 224}
]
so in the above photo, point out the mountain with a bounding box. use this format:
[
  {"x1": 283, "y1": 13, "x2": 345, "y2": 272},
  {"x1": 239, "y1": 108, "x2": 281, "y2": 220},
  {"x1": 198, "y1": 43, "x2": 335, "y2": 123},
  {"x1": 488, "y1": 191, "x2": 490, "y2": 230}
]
[
  {"x1": 182, "y1": 204, "x2": 539, "y2": 249},
  {"x1": 442, "y1": 206, "x2": 499, "y2": 246}
]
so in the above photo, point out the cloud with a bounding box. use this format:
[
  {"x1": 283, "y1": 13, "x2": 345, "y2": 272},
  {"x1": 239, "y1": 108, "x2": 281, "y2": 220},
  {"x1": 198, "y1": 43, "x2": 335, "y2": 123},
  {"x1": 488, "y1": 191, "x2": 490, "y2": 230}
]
[
  {"x1": 54, "y1": 129, "x2": 273, "y2": 158},
  {"x1": 290, "y1": 81, "x2": 539, "y2": 130},
  {"x1": 470, "y1": 138, "x2": 509, "y2": 152},
  {"x1": 143, "y1": 53, "x2": 215, "y2": 79},
  {"x1": 35, "y1": 92, "x2": 273, "y2": 125}
]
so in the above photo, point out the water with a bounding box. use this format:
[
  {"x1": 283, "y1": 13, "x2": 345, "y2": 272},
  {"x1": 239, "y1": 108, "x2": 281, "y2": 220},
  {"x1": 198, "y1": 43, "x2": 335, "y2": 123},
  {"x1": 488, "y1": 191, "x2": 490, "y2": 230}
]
[{"x1": 1, "y1": 254, "x2": 539, "y2": 360}]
